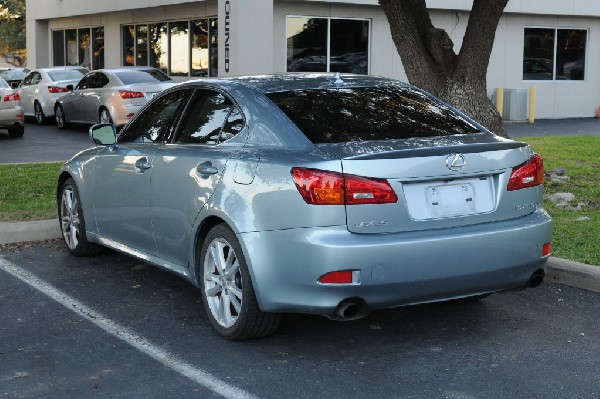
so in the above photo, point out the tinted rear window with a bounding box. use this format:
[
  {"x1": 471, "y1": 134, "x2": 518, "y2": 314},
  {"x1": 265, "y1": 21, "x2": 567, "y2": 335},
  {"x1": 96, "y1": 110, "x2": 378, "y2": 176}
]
[
  {"x1": 115, "y1": 70, "x2": 172, "y2": 85},
  {"x1": 47, "y1": 69, "x2": 88, "y2": 81},
  {"x1": 266, "y1": 86, "x2": 480, "y2": 143}
]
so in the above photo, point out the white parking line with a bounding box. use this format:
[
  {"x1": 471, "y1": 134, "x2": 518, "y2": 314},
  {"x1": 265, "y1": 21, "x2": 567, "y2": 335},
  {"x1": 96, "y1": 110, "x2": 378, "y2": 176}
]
[{"x1": 0, "y1": 257, "x2": 258, "y2": 399}]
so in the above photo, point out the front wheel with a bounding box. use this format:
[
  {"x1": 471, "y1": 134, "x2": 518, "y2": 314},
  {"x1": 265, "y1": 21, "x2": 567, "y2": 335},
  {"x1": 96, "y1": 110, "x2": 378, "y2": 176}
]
[
  {"x1": 34, "y1": 101, "x2": 48, "y2": 125},
  {"x1": 55, "y1": 104, "x2": 69, "y2": 129},
  {"x1": 59, "y1": 178, "x2": 103, "y2": 257},
  {"x1": 200, "y1": 224, "x2": 281, "y2": 340}
]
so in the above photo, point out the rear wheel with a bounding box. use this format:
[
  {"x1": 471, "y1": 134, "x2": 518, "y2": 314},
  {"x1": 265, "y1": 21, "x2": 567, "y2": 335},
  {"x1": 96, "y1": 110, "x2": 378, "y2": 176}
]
[
  {"x1": 34, "y1": 101, "x2": 48, "y2": 125},
  {"x1": 7, "y1": 124, "x2": 24, "y2": 138},
  {"x1": 200, "y1": 224, "x2": 281, "y2": 340},
  {"x1": 59, "y1": 178, "x2": 103, "y2": 257},
  {"x1": 99, "y1": 108, "x2": 113, "y2": 124},
  {"x1": 55, "y1": 104, "x2": 69, "y2": 129}
]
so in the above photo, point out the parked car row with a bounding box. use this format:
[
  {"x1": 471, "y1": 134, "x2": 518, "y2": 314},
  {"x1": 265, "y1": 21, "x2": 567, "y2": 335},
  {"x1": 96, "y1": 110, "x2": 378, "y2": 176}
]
[{"x1": 1, "y1": 66, "x2": 176, "y2": 138}]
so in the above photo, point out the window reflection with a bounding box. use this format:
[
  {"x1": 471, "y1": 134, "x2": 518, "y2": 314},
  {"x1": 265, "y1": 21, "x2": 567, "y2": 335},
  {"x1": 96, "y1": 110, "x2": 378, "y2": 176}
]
[
  {"x1": 136, "y1": 25, "x2": 148, "y2": 66},
  {"x1": 149, "y1": 23, "x2": 168, "y2": 73},
  {"x1": 92, "y1": 27, "x2": 104, "y2": 69},
  {"x1": 52, "y1": 30, "x2": 65, "y2": 66},
  {"x1": 330, "y1": 19, "x2": 369, "y2": 74},
  {"x1": 65, "y1": 29, "x2": 78, "y2": 66},
  {"x1": 287, "y1": 17, "x2": 327, "y2": 72},
  {"x1": 170, "y1": 21, "x2": 190, "y2": 76},
  {"x1": 192, "y1": 20, "x2": 209, "y2": 77},
  {"x1": 523, "y1": 28, "x2": 586, "y2": 81},
  {"x1": 209, "y1": 19, "x2": 218, "y2": 77},
  {"x1": 123, "y1": 25, "x2": 135, "y2": 66},
  {"x1": 78, "y1": 29, "x2": 91, "y2": 69}
]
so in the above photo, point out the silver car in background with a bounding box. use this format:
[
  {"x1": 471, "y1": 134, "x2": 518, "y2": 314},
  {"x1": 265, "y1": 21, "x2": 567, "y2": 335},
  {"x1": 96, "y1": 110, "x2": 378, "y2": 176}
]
[
  {"x1": 0, "y1": 76, "x2": 24, "y2": 137},
  {"x1": 54, "y1": 67, "x2": 177, "y2": 128},
  {"x1": 17, "y1": 67, "x2": 88, "y2": 125},
  {"x1": 57, "y1": 74, "x2": 552, "y2": 340}
]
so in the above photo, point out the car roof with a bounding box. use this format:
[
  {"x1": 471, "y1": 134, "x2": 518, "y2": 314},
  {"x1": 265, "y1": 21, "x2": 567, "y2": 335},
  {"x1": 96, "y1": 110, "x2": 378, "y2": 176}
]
[
  {"x1": 34, "y1": 66, "x2": 88, "y2": 72},
  {"x1": 179, "y1": 73, "x2": 409, "y2": 93},
  {"x1": 94, "y1": 67, "x2": 163, "y2": 73}
]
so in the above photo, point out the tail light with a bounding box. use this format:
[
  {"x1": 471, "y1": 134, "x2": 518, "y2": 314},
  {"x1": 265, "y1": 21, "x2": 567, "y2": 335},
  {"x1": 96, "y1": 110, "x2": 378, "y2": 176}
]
[
  {"x1": 542, "y1": 242, "x2": 551, "y2": 257},
  {"x1": 507, "y1": 154, "x2": 544, "y2": 191},
  {"x1": 318, "y1": 270, "x2": 358, "y2": 284},
  {"x1": 119, "y1": 90, "x2": 144, "y2": 99},
  {"x1": 3, "y1": 92, "x2": 20, "y2": 102},
  {"x1": 48, "y1": 86, "x2": 69, "y2": 93},
  {"x1": 291, "y1": 167, "x2": 398, "y2": 205}
]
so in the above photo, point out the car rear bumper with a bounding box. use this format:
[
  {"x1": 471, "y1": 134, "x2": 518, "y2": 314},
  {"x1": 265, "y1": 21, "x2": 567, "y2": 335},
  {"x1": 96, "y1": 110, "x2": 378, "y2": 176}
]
[
  {"x1": 239, "y1": 209, "x2": 552, "y2": 315},
  {"x1": 0, "y1": 107, "x2": 23, "y2": 127}
]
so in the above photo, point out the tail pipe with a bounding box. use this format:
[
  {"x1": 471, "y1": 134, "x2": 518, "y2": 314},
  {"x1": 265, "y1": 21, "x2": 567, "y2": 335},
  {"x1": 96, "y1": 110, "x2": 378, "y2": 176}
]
[
  {"x1": 529, "y1": 269, "x2": 545, "y2": 288},
  {"x1": 329, "y1": 298, "x2": 368, "y2": 321}
]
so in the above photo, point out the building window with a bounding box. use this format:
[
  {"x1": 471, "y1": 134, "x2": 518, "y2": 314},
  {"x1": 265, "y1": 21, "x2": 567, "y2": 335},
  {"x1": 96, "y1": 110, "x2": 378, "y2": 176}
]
[
  {"x1": 122, "y1": 18, "x2": 218, "y2": 77},
  {"x1": 286, "y1": 17, "x2": 370, "y2": 74},
  {"x1": 52, "y1": 27, "x2": 104, "y2": 69},
  {"x1": 523, "y1": 27, "x2": 587, "y2": 81}
]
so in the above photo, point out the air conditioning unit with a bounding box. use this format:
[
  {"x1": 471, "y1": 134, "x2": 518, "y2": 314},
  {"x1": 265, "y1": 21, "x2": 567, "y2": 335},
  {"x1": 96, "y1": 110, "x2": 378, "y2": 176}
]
[{"x1": 502, "y1": 88, "x2": 528, "y2": 121}]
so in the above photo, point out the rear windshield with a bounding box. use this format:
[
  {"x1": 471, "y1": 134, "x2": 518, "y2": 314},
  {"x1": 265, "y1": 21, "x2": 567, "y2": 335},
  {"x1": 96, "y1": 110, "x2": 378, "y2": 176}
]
[
  {"x1": 115, "y1": 70, "x2": 172, "y2": 85},
  {"x1": 0, "y1": 69, "x2": 26, "y2": 81},
  {"x1": 266, "y1": 86, "x2": 481, "y2": 143},
  {"x1": 48, "y1": 69, "x2": 88, "y2": 81}
]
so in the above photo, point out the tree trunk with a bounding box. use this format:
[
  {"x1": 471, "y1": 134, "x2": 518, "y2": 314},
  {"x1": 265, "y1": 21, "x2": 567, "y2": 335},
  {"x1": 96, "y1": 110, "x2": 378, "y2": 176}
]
[{"x1": 379, "y1": 0, "x2": 510, "y2": 138}]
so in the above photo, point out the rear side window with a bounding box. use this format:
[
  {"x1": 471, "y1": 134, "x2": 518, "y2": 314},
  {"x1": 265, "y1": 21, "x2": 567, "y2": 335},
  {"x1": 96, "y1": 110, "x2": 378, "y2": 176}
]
[
  {"x1": 266, "y1": 86, "x2": 480, "y2": 143},
  {"x1": 115, "y1": 70, "x2": 172, "y2": 85}
]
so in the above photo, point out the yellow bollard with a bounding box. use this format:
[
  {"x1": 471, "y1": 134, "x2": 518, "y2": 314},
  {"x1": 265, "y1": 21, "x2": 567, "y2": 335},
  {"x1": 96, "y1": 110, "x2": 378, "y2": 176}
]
[
  {"x1": 495, "y1": 88, "x2": 504, "y2": 117},
  {"x1": 528, "y1": 86, "x2": 536, "y2": 124}
]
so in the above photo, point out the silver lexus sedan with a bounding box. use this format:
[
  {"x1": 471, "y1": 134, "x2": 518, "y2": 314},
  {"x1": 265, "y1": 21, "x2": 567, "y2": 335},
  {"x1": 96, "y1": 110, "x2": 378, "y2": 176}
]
[
  {"x1": 54, "y1": 67, "x2": 177, "y2": 128},
  {"x1": 57, "y1": 74, "x2": 552, "y2": 340}
]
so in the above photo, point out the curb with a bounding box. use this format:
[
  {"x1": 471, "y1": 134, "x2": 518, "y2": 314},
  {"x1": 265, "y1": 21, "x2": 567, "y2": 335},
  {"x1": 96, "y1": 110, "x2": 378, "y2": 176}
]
[
  {"x1": 0, "y1": 220, "x2": 61, "y2": 245},
  {"x1": 1, "y1": 220, "x2": 598, "y2": 293}
]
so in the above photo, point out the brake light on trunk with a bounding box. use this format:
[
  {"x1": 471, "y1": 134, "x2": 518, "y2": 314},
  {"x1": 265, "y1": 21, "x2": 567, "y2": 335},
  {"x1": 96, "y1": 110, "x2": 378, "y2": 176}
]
[
  {"x1": 507, "y1": 154, "x2": 544, "y2": 191},
  {"x1": 48, "y1": 86, "x2": 69, "y2": 93},
  {"x1": 119, "y1": 90, "x2": 145, "y2": 99},
  {"x1": 3, "y1": 92, "x2": 20, "y2": 102},
  {"x1": 291, "y1": 167, "x2": 398, "y2": 205}
]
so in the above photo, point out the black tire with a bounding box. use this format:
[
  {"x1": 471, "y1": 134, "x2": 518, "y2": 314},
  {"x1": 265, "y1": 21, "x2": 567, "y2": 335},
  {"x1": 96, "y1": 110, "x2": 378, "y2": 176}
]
[
  {"x1": 7, "y1": 124, "x2": 24, "y2": 138},
  {"x1": 55, "y1": 104, "x2": 70, "y2": 129},
  {"x1": 199, "y1": 224, "x2": 282, "y2": 340},
  {"x1": 58, "y1": 178, "x2": 103, "y2": 257},
  {"x1": 34, "y1": 101, "x2": 48, "y2": 125},
  {"x1": 99, "y1": 107, "x2": 113, "y2": 125}
]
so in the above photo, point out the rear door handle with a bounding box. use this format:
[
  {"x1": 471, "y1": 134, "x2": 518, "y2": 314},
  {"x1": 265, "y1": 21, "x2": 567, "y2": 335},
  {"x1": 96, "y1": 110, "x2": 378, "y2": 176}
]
[
  {"x1": 196, "y1": 161, "x2": 219, "y2": 175},
  {"x1": 134, "y1": 157, "x2": 152, "y2": 173}
]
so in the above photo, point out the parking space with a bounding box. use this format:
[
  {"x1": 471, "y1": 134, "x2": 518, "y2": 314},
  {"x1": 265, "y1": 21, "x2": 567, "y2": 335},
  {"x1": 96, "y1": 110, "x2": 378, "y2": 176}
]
[
  {"x1": 0, "y1": 121, "x2": 92, "y2": 164},
  {"x1": 1, "y1": 241, "x2": 599, "y2": 398}
]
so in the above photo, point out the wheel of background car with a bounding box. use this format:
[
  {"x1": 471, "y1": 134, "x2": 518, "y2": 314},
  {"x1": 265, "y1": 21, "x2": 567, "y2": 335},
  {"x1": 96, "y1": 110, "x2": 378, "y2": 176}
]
[
  {"x1": 7, "y1": 124, "x2": 24, "y2": 138},
  {"x1": 55, "y1": 104, "x2": 69, "y2": 129},
  {"x1": 59, "y1": 178, "x2": 103, "y2": 257},
  {"x1": 34, "y1": 101, "x2": 48, "y2": 125},
  {"x1": 99, "y1": 107, "x2": 113, "y2": 125},
  {"x1": 200, "y1": 223, "x2": 282, "y2": 340}
]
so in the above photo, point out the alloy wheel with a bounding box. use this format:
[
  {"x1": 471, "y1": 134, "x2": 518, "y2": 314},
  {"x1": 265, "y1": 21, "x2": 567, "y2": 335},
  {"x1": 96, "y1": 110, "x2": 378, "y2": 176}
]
[
  {"x1": 34, "y1": 102, "x2": 44, "y2": 125},
  {"x1": 60, "y1": 186, "x2": 80, "y2": 250},
  {"x1": 203, "y1": 237, "x2": 243, "y2": 328}
]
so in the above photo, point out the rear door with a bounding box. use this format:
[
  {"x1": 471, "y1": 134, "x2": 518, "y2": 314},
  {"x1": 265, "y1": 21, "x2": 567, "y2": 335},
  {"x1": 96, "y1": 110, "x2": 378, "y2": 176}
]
[
  {"x1": 92, "y1": 87, "x2": 191, "y2": 254},
  {"x1": 150, "y1": 88, "x2": 245, "y2": 267}
]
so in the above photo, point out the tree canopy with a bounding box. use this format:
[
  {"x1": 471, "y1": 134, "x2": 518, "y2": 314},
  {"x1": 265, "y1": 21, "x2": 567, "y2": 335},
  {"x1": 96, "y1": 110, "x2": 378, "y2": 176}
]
[{"x1": 0, "y1": 0, "x2": 26, "y2": 54}]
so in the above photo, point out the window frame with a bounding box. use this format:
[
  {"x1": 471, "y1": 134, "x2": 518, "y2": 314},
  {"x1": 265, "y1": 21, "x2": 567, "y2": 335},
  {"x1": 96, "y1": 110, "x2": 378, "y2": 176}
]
[
  {"x1": 52, "y1": 26, "x2": 104, "y2": 69},
  {"x1": 523, "y1": 26, "x2": 588, "y2": 82},
  {"x1": 285, "y1": 15, "x2": 371, "y2": 74}
]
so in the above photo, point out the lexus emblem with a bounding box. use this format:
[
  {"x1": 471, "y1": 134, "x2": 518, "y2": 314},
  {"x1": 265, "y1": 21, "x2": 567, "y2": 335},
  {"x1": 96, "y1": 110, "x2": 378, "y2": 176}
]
[{"x1": 446, "y1": 154, "x2": 466, "y2": 171}]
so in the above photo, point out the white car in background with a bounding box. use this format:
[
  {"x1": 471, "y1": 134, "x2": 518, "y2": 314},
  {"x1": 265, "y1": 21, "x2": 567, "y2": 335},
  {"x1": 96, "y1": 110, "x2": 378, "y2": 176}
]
[
  {"x1": 54, "y1": 67, "x2": 177, "y2": 128},
  {"x1": 0, "y1": 76, "x2": 24, "y2": 138},
  {"x1": 18, "y1": 67, "x2": 88, "y2": 125}
]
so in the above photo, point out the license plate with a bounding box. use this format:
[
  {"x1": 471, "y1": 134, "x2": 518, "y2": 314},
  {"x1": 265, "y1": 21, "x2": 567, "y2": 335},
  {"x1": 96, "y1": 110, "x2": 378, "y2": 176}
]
[{"x1": 404, "y1": 177, "x2": 495, "y2": 220}]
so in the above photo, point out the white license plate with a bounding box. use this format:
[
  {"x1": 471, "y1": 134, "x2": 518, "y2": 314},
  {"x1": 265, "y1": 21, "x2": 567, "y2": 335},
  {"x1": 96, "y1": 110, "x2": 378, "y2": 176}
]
[{"x1": 404, "y1": 177, "x2": 495, "y2": 220}]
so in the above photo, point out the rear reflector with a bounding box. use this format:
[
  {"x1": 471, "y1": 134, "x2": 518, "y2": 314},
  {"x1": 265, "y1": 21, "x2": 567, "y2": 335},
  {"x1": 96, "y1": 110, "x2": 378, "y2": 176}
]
[
  {"x1": 542, "y1": 242, "x2": 551, "y2": 257},
  {"x1": 3, "y1": 93, "x2": 20, "y2": 102},
  {"x1": 48, "y1": 86, "x2": 69, "y2": 93},
  {"x1": 507, "y1": 154, "x2": 544, "y2": 191},
  {"x1": 119, "y1": 90, "x2": 145, "y2": 99},
  {"x1": 291, "y1": 167, "x2": 397, "y2": 205},
  {"x1": 319, "y1": 270, "x2": 356, "y2": 284}
]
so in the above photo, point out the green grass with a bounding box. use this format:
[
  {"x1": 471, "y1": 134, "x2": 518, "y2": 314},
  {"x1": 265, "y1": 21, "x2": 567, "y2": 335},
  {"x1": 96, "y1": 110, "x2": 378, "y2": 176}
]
[
  {"x1": 0, "y1": 137, "x2": 598, "y2": 265},
  {"x1": 520, "y1": 136, "x2": 600, "y2": 265},
  {"x1": 0, "y1": 162, "x2": 62, "y2": 222}
]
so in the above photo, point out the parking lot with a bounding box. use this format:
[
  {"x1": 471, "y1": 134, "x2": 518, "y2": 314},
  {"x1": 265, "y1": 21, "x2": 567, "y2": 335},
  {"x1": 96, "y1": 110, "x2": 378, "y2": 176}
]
[{"x1": 1, "y1": 240, "x2": 599, "y2": 399}]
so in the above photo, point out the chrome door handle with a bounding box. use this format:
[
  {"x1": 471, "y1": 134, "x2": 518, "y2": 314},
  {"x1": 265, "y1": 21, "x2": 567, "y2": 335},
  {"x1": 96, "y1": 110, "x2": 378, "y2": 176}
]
[
  {"x1": 135, "y1": 157, "x2": 152, "y2": 172},
  {"x1": 196, "y1": 162, "x2": 218, "y2": 175}
]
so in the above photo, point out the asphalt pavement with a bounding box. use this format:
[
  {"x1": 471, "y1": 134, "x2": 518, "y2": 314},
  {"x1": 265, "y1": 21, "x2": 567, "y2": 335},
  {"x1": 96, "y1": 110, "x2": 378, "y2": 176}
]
[{"x1": 1, "y1": 242, "x2": 599, "y2": 398}]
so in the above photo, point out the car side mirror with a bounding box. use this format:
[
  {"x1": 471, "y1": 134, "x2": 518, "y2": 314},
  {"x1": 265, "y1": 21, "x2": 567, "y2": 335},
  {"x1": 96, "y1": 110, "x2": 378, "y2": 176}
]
[
  {"x1": 66, "y1": 84, "x2": 74, "y2": 91},
  {"x1": 89, "y1": 123, "x2": 117, "y2": 146}
]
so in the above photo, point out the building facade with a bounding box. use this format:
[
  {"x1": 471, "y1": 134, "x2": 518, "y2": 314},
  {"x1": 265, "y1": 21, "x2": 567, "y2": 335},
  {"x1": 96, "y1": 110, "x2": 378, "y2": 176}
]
[{"x1": 26, "y1": 0, "x2": 599, "y2": 119}]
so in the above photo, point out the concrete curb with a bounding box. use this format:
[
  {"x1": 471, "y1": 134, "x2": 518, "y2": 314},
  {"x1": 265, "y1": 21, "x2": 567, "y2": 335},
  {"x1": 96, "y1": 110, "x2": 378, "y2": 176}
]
[
  {"x1": 1, "y1": 220, "x2": 598, "y2": 293},
  {"x1": 0, "y1": 220, "x2": 61, "y2": 245}
]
